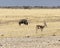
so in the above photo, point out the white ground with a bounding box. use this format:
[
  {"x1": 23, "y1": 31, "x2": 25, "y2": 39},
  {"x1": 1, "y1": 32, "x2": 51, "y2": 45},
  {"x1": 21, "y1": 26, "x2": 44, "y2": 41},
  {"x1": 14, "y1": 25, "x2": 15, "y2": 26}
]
[{"x1": 0, "y1": 36, "x2": 60, "y2": 48}]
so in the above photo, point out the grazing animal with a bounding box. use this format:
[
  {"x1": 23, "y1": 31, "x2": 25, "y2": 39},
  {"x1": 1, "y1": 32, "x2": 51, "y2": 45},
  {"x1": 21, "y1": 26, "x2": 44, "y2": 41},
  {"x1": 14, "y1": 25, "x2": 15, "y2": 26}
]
[
  {"x1": 19, "y1": 19, "x2": 28, "y2": 25},
  {"x1": 36, "y1": 21, "x2": 47, "y2": 33}
]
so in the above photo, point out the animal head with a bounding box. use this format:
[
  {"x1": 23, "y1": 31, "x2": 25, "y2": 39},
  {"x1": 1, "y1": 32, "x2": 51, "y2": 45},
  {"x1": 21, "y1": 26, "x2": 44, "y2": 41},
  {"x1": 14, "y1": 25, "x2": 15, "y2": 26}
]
[{"x1": 43, "y1": 20, "x2": 47, "y2": 27}]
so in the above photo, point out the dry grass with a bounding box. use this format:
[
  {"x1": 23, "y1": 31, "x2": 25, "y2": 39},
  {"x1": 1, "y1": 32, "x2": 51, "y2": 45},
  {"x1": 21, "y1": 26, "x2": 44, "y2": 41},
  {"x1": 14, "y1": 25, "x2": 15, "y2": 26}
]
[{"x1": 0, "y1": 8, "x2": 60, "y2": 37}]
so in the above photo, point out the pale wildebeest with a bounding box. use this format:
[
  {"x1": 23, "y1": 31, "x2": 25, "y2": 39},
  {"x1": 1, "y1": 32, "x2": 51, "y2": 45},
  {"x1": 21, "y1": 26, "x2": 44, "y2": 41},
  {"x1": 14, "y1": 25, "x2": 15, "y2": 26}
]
[
  {"x1": 19, "y1": 19, "x2": 28, "y2": 25},
  {"x1": 36, "y1": 21, "x2": 47, "y2": 33}
]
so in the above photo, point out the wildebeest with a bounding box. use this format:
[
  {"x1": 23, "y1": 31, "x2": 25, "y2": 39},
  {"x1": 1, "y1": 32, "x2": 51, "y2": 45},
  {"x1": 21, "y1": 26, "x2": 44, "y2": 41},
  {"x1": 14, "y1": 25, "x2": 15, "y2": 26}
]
[
  {"x1": 19, "y1": 19, "x2": 28, "y2": 25},
  {"x1": 36, "y1": 21, "x2": 47, "y2": 33}
]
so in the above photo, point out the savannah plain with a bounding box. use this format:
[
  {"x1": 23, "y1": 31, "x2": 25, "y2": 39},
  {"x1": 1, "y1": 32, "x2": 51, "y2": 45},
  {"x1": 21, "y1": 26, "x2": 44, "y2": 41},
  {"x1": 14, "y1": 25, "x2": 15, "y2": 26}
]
[{"x1": 0, "y1": 8, "x2": 60, "y2": 48}]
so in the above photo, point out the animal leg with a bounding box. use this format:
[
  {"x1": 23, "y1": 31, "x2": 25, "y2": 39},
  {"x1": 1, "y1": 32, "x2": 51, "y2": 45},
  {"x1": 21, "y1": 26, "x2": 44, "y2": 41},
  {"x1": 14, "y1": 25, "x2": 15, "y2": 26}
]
[{"x1": 41, "y1": 28, "x2": 43, "y2": 31}]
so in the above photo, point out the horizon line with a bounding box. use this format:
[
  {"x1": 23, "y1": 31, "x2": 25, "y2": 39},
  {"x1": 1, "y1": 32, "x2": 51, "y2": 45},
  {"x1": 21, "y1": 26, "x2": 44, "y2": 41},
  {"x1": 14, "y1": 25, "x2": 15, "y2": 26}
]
[{"x1": 0, "y1": 6, "x2": 60, "y2": 9}]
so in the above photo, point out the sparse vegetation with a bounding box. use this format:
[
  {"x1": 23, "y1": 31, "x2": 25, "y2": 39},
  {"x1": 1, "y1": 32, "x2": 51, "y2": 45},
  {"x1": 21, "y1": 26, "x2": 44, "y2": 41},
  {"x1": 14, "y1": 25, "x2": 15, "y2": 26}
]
[{"x1": 0, "y1": 8, "x2": 59, "y2": 37}]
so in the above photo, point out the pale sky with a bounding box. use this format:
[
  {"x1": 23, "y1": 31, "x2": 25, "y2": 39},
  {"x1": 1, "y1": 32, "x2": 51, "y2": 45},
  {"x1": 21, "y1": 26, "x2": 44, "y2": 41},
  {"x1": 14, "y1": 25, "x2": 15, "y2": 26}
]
[{"x1": 0, "y1": 0, "x2": 60, "y2": 6}]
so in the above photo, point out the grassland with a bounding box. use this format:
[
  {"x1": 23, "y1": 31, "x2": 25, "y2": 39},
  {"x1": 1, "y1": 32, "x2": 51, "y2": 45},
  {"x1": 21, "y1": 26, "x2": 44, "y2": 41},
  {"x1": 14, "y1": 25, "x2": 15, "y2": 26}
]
[{"x1": 0, "y1": 8, "x2": 60, "y2": 37}]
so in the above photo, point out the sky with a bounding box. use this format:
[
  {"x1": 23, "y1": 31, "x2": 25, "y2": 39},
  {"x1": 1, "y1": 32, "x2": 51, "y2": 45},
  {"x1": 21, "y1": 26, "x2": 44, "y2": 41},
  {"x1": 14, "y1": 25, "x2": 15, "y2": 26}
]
[{"x1": 0, "y1": 0, "x2": 60, "y2": 6}]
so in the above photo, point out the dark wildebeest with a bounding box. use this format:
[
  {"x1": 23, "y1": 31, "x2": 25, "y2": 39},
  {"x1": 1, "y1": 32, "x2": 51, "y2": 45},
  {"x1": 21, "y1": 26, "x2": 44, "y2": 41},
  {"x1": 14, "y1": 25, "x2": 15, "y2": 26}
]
[{"x1": 19, "y1": 19, "x2": 28, "y2": 25}]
